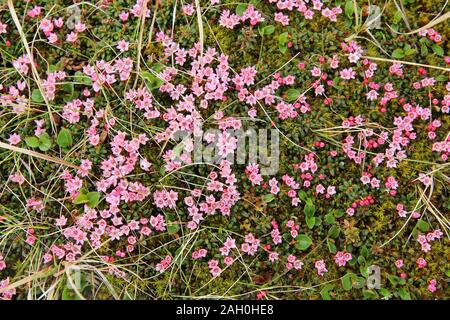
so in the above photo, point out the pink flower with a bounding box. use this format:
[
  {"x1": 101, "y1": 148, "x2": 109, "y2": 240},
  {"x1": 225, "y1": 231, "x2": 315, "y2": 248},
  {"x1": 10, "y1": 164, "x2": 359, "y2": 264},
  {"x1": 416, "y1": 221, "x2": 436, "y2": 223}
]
[
  {"x1": 55, "y1": 216, "x2": 68, "y2": 227},
  {"x1": 119, "y1": 12, "x2": 129, "y2": 21},
  {"x1": 182, "y1": 4, "x2": 195, "y2": 16},
  {"x1": 74, "y1": 22, "x2": 87, "y2": 33},
  {"x1": 416, "y1": 257, "x2": 427, "y2": 269},
  {"x1": 8, "y1": 133, "x2": 21, "y2": 145},
  {"x1": 116, "y1": 40, "x2": 129, "y2": 52},
  {"x1": 66, "y1": 32, "x2": 78, "y2": 43},
  {"x1": 395, "y1": 259, "x2": 404, "y2": 269},
  {"x1": 340, "y1": 68, "x2": 356, "y2": 80},
  {"x1": 0, "y1": 255, "x2": 6, "y2": 271},
  {"x1": 418, "y1": 173, "x2": 432, "y2": 187},
  {"x1": 0, "y1": 22, "x2": 7, "y2": 34},
  {"x1": 366, "y1": 89, "x2": 379, "y2": 101}
]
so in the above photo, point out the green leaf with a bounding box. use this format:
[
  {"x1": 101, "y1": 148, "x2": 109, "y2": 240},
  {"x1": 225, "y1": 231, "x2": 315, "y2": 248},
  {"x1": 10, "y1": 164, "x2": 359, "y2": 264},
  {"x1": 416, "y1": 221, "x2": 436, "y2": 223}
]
[
  {"x1": 420, "y1": 44, "x2": 428, "y2": 56},
  {"x1": 57, "y1": 128, "x2": 73, "y2": 148},
  {"x1": 357, "y1": 255, "x2": 366, "y2": 265},
  {"x1": 345, "y1": 1, "x2": 354, "y2": 19},
  {"x1": 306, "y1": 215, "x2": 316, "y2": 229},
  {"x1": 393, "y1": 11, "x2": 402, "y2": 24},
  {"x1": 141, "y1": 68, "x2": 164, "y2": 91},
  {"x1": 320, "y1": 284, "x2": 334, "y2": 300},
  {"x1": 363, "y1": 289, "x2": 378, "y2": 299},
  {"x1": 360, "y1": 245, "x2": 369, "y2": 258},
  {"x1": 74, "y1": 71, "x2": 92, "y2": 85},
  {"x1": 398, "y1": 288, "x2": 411, "y2": 300},
  {"x1": 431, "y1": 44, "x2": 444, "y2": 56},
  {"x1": 38, "y1": 133, "x2": 52, "y2": 151},
  {"x1": 328, "y1": 225, "x2": 340, "y2": 238},
  {"x1": 167, "y1": 223, "x2": 180, "y2": 234},
  {"x1": 74, "y1": 193, "x2": 89, "y2": 205},
  {"x1": 278, "y1": 32, "x2": 289, "y2": 54},
  {"x1": 285, "y1": 88, "x2": 300, "y2": 101},
  {"x1": 324, "y1": 213, "x2": 335, "y2": 224},
  {"x1": 236, "y1": 4, "x2": 248, "y2": 16},
  {"x1": 379, "y1": 288, "x2": 392, "y2": 299},
  {"x1": 416, "y1": 219, "x2": 429, "y2": 232},
  {"x1": 327, "y1": 239, "x2": 337, "y2": 253},
  {"x1": 86, "y1": 192, "x2": 101, "y2": 208},
  {"x1": 31, "y1": 89, "x2": 44, "y2": 103},
  {"x1": 341, "y1": 272, "x2": 355, "y2": 290},
  {"x1": 62, "y1": 287, "x2": 82, "y2": 300},
  {"x1": 259, "y1": 25, "x2": 275, "y2": 36},
  {"x1": 388, "y1": 274, "x2": 400, "y2": 286},
  {"x1": 304, "y1": 201, "x2": 315, "y2": 217},
  {"x1": 295, "y1": 234, "x2": 312, "y2": 250},
  {"x1": 298, "y1": 191, "x2": 308, "y2": 202},
  {"x1": 262, "y1": 194, "x2": 275, "y2": 203},
  {"x1": 25, "y1": 136, "x2": 40, "y2": 148},
  {"x1": 392, "y1": 48, "x2": 405, "y2": 59},
  {"x1": 404, "y1": 45, "x2": 415, "y2": 56}
]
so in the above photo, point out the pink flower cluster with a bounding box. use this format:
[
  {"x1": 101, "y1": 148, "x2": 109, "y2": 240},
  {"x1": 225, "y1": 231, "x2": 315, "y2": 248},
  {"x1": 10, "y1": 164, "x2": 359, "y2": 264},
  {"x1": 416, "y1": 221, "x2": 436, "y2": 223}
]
[
  {"x1": 219, "y1": 236, "x2": 237, "y2": 256},
  {"x1": 360, "y1": 172, "x2": 381, "y2": 189},
  {"x1": 241, "y1": 233, "x2": 260, "y2": 256},
  {"x1": 432, "y1": 137, "x2": 450, "y2": 161},
  {"x1": 428, "y1": 279, "x2": 437, "y2": 293},
  {"x1": 39, "y1": 17, "x2": 65, "y2": 44},
  {"x1": 425, "y1": 119, "x2": 442, "y2": 140},
  {"x1": 192, "y1": 248, "x2": 208, "y2": 260},
  {"x1": 346, "y1": 195, "x2": 375, "y2": 216},
  {"x1": 0, "y1": 277, "x2": 16, "y2": 300},
  {"x1": 180, "y1": 162, "x2": 238, "y2": 230},
  {"x1": 153, "y1": 190, "x2": 179, "y2": 209},
  {"x1": 268, "y1": 177, "x2": 280, "y2": 194},
  {"x1": 130, "y1": 0, "x2": 151, "y2": 18},
  {"x1": 268, "y1": 0, "x2": 342, "y2": 23},
  {"x1": 66, "y1": 21, "x2": 87, "y2": 43},
  {"x1": 208, "y1": 259, "x2": 222, "y2": 277},
  {"x1": 12, "y1": 54, "x2": 32, "y2": 75},
  {"x1": 26, "y1": 198, "x2": 44, "y2": 212},
  {"x1": 418, "y1": 28, "x2": 442, "y2": 43},
  {"x1": 281, "y1": 174, "x2": 301, "y2": 206},
  {"x1": 341, "y1": 40, "x2": 364, "y2": 64},
  {"x1": 156, "y1": 255, "x2": 172, "y2": 273},
  {"x1": 389, "y1": 62, "x2": 404, "y2": 76},
  {"x1": 27, "y1": 6, "x2": 42, "y2": 18},
  {"x1": 245, "y1": 163, "x2": 263, "y2": 185},
  {"x1": 417, "y1": 229, "x2": 443, "y2": 252},
  {"x1": 125, "y1": 87, "x2": 160, "y2": 120},
  {"x1": 25, "y1": 228, "x2": 37, "y2": 246},
  {"x1": 286, "y1": 254, "x2": 304, "y2": 271},
  {"x1": 270, "y1": 220, "x2": 282, "y2": 245},
  {"x1": 286, "y1": 219, "x2": 300, "y2": 238},
  {"x1": 83, "y1": 58, "x2": 133, "y2": 92},
  {"x1": 62, "y1": 98, "x2": 94, "y2": 124},
  {"x1": 43, "y1": 71, "x2": 66, "y2": 100},
  {"x1": 219, "y1": 5, "x2": 264, "y2": 29},
  {"x1": 314, "y1": 259, "x2": 328, "y2": 276},
  {"x1": 334, "y1": 251, "x2": 352, "y2": 267}
]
